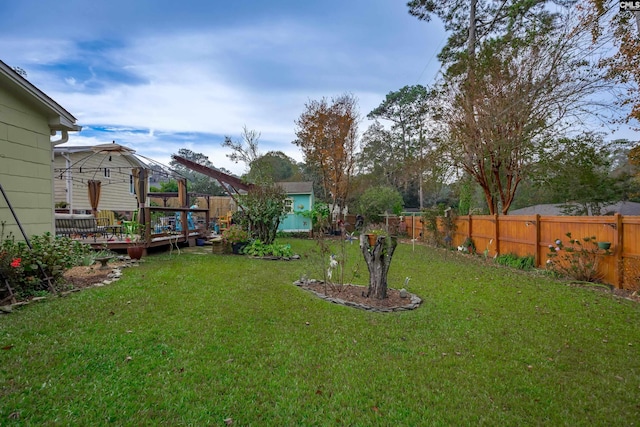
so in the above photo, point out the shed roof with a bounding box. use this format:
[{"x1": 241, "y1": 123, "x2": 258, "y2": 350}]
[{"x1": 277, "y1": 181, "x2": 313, "y2": 194}]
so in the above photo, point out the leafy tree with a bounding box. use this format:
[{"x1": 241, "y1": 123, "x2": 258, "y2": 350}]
[
  {"x1": 358, "y1": 186, "x2": 404, "y2": 224},
  {"x1": 294, "y1": 93, "x2": 359, "y2": 220},
  {"x1": 537, "y1": 134, "x2": 623, "y2": 215},
  {"x1": 358, "y1": 121, "x2": 396, "y2": 184},
  {"x1": 579, "y1": 0, "x2": 640, "y2": 123},
  {"x1": 169, "y1": 149, "x2": 225, "y2": 195},
  {"x1": 222, "y1": 127, "x2": 287, "y2": 244},
  {"x1": 407, "y1": 0, "x2": 572, "y2": 69},
  {"x1": 237, "y1": 184, "x2": 287, "y2": 245},
  {"x1": 609, "y1": 141, "x2": 640, "y2": 202},
  {"x1": 424, "y1": 11, "x2": 605, "y2": 214},
  {"x1": 249, "y1": 151, "x2": 303, "y2": 183},
  {"x1": 161, "y1": 180, "x2": 179, "y2": 192},
  {"x1": 363, "y1": 85, "x2": 447, "y2": 208}
]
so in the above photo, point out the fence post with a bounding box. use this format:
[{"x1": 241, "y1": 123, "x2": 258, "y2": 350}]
[
  {"x1": 494, "y1": 214, "x2": 499, "y2": 257},
  {"x1": 534, "y1": 214, "x2": 541, "y2": 268},
  {"x1": 468, "y1": 214, "x2": 473, "y2": 242},
  {"x1": 615, "y1": 213, "x2": 623, "y2": 288}
]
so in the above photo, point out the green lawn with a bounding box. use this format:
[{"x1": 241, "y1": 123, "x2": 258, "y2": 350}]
[{"x1": 1, "y1": 239, "x2": 639, "y2": 425}]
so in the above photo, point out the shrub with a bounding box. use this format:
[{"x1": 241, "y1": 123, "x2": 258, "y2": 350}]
[
  {"x1": 238, "y1": 184, "x2": 287, "y2": 244},
  {"x1": 221, "y1": 224, "x2": 250, "y2": 244},
  {"x1": 358, "y1": 186, "x2": 404, "y2": 224},
  {"x1": 421, "y1": 204, "x2": 456, "y2": 248},
  {"x1": 242, "y1": 240, "x2": 293, "y2": 258},
  {"x1": 297, "y1": 202, "x2": 330, "y2": 234},
  {"x1": 546, "y1": 233, "x2": 608, "y2": 282},
  {"x1": 0, "y1": 231, "x2": 94, "y2": 298},
  {"x1": 495, "y1": 253, "x2": 535, "y2": 270}
]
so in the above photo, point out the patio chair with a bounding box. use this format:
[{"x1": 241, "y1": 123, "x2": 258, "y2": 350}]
[
  {"x1": 96, "y1": 210, "x2": 122, "y2": 239},
  {"x1": 218, "y1": 211, "x2": 233, "y2": 231},
  {"x1": 96, "y1": 209, "x2": 116, "y2": 226},
  {"x1": 121, "y1": 210, "x2": 139, "y2": 237}
]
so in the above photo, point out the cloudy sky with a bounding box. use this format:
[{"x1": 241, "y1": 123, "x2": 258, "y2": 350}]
[{"x1": 1, "y1": 0, "x2": 447, "y2": 175}]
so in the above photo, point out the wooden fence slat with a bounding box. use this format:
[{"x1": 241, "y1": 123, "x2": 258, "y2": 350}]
[{"x1": 416, "y1": 213, "x2": 639, "y2": 289}]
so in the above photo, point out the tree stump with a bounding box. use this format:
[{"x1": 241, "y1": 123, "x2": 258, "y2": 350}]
[{"x1": 360, "y1": 233, "x2": 398, "y2": 299}]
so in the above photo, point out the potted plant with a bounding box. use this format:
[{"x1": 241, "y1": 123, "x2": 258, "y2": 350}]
[
  {"x1": 597, "y1": 241, "x2": 611, "y2": 250},
  {"x1": 222, "y1": 224, "x2": 250, "y2": 254},
  {"x1": 364, "y1": 225, "x2": 387, "y2": 247},
  {"x1": 124, "y1": 221, "x2": 146, "y2": 260}
]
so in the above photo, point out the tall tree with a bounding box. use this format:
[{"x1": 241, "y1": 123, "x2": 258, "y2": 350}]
[
  {"x1": 364, "y1": 85, "x2": 447, "y2": 208},
  {"x1": 293, "y1": 93, "x2": 359, "y2": 220},
  {"x1": 410, "y1": 1, "x2": 607, "y2": 214},
  {"x1": 442, "y1": 28, "x2": 606, "y2": 214},
  {"x1": 536, "y1": 134, "x2": 626, "y2": 215},
  {"x1": 407, "y1": 0, "x2": 573, "y2": 68},
  {"x1": 249, "y1": 151, "x2": 304, "y2": 183}
]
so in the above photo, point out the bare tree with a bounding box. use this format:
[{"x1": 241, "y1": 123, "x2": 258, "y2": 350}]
[{"x1": 222, "y1": 126, "x2": 265, "y2": 182}]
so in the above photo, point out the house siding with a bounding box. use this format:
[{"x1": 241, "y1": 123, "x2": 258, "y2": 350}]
[
  {"x1": 53, "y1": 151, "x2": 139, "y2": 213},
  {"x1": 279, "y1": 192, "x2": 313, "y2": 232},
  {"x1": 0, "y1": 85, "x2": 56, "y2": 238}
]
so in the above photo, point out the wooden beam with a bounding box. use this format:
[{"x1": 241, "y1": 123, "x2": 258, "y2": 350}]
[{"x1": 171, "y1": 155, "x2": 253, "y2": 192}]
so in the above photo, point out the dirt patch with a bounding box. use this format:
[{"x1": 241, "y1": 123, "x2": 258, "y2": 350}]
[
  {"x1": 61, "y1": 260, "x2": 128, "y2": 289},
  {"x1": 296, "y1": 281, "x2": 421, "y2": 311}
]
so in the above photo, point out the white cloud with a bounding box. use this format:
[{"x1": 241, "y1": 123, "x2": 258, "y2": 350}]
[{"x1": 4, "y1": 7, "x2": 448, "y2": 176}]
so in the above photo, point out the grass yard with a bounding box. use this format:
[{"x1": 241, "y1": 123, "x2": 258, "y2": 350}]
[{"x1": 1, "y1": 238, "x2": 639, "y2": 425}]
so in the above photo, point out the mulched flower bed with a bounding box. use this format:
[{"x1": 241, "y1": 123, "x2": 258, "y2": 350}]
[{"x1": 294, "y1": 280, "x2": 422, "y2": 312}]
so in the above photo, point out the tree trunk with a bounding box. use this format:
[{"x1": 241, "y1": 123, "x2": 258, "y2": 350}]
[{"x1": 360, "y1": 234, "x2": 398, "y2": 299}]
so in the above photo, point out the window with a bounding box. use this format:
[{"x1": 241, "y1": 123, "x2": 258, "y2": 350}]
[
  {"x1": 104, "y1": 168, "x2": 111, "y2": 178},
  {"x1": 129, "y1": 174, "x2": 135, "y2": 194},
  {"x1": 283, "y1": 198, "x2": 294, "y2": 214}
]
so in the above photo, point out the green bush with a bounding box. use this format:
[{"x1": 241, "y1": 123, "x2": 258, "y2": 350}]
[
  {"x1": 358, "y1": 186, "x2": 404, "y2": 224},
  {"x1": 297, "y1": 202, "x2": 330, "y2": 233},
  {"x1": 221, "y1": 224, "x2": 250, "y2": 244},
  {"x1": 546, "y1": 233, "x2": 606, "y2": 282},
  {"x1": 0, "y1": 232, "x2": 94, "y2": 298},
  {"x1": 495, "y1": 253, "x2": 535, "y2": 270},
  {"x1": 242, "y1": 239, "x2": 293, "y2": 258},
  {"x1": 422, "y1": 204, "x2": 456, "y2": 248}
]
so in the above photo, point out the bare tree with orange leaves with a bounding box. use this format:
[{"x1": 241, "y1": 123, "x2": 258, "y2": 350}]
[{"x1": 294, "y1": 93, "x2": 359, "y2": 222}]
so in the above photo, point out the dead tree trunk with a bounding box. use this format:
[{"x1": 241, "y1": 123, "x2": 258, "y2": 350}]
[{"x1": 360, "y1": 234, "x2": 398, "y2": 299}]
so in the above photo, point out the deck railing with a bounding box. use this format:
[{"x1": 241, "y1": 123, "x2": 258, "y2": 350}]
[{"x1": 143, "y1": 206, "x2": 210, "y2": 244}]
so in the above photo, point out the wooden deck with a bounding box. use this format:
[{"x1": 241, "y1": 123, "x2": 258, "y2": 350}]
[
  {"x1": 73, "y1": 231, "x2": 207, "y2": 251},
  {"x1": 58, "y1": 206, "x2": 214, "y2": 252}
]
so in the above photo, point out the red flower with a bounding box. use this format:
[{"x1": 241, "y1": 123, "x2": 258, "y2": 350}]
[{"x1": 10, "y1": 258, "x2": 21, "y2": 268}]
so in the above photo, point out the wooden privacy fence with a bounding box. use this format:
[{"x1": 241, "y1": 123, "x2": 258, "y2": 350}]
[{"x1": 402, "y1": 214, "x2": 640, "y2": 290}]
